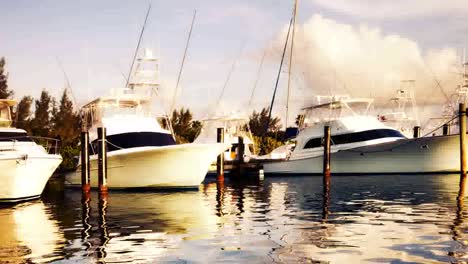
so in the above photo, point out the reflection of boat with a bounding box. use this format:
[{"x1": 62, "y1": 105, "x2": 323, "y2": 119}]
[
  {"x1": 264, "y1": 96, "x2": 464, "y2": 175},
  {"x1": 62, "y1": 189, "x2": 219, "y2": 263},
  {"x1": 0, "y1": 201, "x2": 64, "y2": 262},
  {"x1": 0, "y1": 100, "x2": 62, "y2": 202},
  {"x1": 195, "y1": 114, "x2": 255, "y2": 163},
  {"x1": 65, "y1": 50, "x2": 228, "y2": 188}
]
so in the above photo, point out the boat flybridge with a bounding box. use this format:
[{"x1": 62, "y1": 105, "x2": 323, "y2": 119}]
[
  {"x1": 194, "y1": 113, "x2": 256, "y2": 163},
  {"x1": 264, "y1": 95, "x2": 464, "y2": 175},
  {"x1": 378, "y1": 83, "x2": 419, "y2": 138},
  {"x1": 65, "y1": 49, "x2": 229, "y2": 188},
  {"x1": 0, "y1": 99, "x2": 62, "y2": 202}
]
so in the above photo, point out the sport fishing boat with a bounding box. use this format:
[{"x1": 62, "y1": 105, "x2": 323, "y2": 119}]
[
  {"x1": 65, "y1": 50, "x2": 228, "y2": 188},
  {"x1": 264, "y1": 96, "x2": 462, "y2": 175},
  {"x1": 0, "y1": 99, "x2": 62, "y2": 202}
]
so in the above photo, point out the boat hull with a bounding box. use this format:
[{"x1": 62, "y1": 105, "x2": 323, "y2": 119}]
[
  {"x1": 0, "y1": 155, "x2": 62, "y2": 202},
  {"x1": 264, "y1": 135, "x2": 462, "y2": 175},
  {"x1": 66, "y1": 143, "x2": 228, "y2": 188}
]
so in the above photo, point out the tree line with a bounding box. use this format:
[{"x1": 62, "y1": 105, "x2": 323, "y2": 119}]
[
  {"x1": 166, "y1": 107, "x2": 288, "y2": 155},
  {"x1": 1, "y1": 57, "x2": 81, "y2": 171}
]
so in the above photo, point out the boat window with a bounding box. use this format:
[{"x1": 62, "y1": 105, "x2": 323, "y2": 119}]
[
  {"x1": 304, "y1": 129, "x2": 404, "y2": 149},
  {"x1": 0, "y1": 132, "x2": 32, "y2": 142},
  {"x1": 89, "y1": 132, "x2": 175, "y2": 153}
]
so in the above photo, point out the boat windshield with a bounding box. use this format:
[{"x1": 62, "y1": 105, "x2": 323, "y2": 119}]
[
  {"x1": 81, "y1": 96, "x2": 152, "y2": 130},
  {"x1": 301, "y1": 99, "x2": 373, "y2": 127}
]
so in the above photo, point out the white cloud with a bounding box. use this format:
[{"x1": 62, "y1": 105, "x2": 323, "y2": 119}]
[
  {"x1": 311, "y1": 0, "x2": 468, "y2": 19},
  {"x1": 268, "y1": 15, "x2": 461, "y2": 114}
]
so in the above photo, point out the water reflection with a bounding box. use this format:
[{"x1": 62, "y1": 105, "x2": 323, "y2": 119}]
[
  {"x1": 0, "y1": 201, "x2": 65, "y2": 262},
  {"x1": 0, "y1": 174, "x2": 466, "y2": 263}
]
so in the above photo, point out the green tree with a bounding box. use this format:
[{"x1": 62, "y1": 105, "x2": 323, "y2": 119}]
[
  {"x1": 248, "y1": 107, "x2": 281, "y2": 136},
  {"x1": 52, "y1": 89, "x2": 80, "y2": 145},
  {"x1": 252, "y1": 135, "x2": 284, "y2": 155},
  {"x1": 0, "y1": 57, "x2": 13, "y2": 99},
  {"x1": 51, "y1": 89, "x2": 81, "y2": 171},
  {"x1": 12, "y1": 95, "x2": 33, "y2": 130},
  {"x1": 30, "y1": 90, "x2": 53, "y2": 137},
  {"x1": 162, "y1": 108, "x2": 202, "y2": 143}
]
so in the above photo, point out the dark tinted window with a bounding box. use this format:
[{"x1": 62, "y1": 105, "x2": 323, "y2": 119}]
[
  {"x1": 304, "y1": 129, "x2": 404, "y2": 149},
  {"x1": 0, "y1": 132, "x2": 32, "y2": 142},
  {"x1": 90, "y1": 132, "x2": 176, "y2": 153}
]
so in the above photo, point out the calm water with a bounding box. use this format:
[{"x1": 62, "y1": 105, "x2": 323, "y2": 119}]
[{"x1": 0, "y1": 174, "x2": 466, "y2": 263}]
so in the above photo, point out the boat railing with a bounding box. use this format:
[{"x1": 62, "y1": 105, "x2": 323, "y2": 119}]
[{"x1": 0, "y1": 136, "x2": 61, "y2": 155}]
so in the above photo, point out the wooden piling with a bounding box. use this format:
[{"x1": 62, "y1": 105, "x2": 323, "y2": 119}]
[
  {"x1": 81, "y1": 131, "x2": 91, "y2": 193},
  {"x1": 97, "y1": 127, "x2": 108, "y2": 193},
  {"x1": 459, "y1": 103, "x2": 467, "y2": 180},
  {"x1": 443, "y1": 124, "x2": 450, "y2": 136},
  {"x1": 216, "y1": 128, "x2": 225, "y2": 181},
  {"x1": 238, "y1": 136, "x2": 245, "y2": 162},
  {"x1": 413, "y1": 126, "x2": 421, "y2": 138},
  {"x1": 237, "y1": 136, "x2": 245, "y2": 176},
  {"x1": 323, "y1": 126, "x2": 331, "y2": 177},
  {"x1": 322, "y1": 126, "x2": 331, "y2": 220}
]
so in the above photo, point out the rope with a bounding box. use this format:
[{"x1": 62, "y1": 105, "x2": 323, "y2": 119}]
[{"x1": 104, "y1": 139, "x2": 125, "y2": 150}]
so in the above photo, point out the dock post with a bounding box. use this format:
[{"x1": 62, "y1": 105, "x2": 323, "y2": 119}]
[
  {"x1": 97, "y1": 127, "x2": 108, "y2": 194},
  {"x1": 216, "y1": 128, "x2": 225, "y2": 181},
  {"x1": 323, "y1": 126, "x2": 331, "y2": 177},
  {"x1": 237, "y1": 136, "x2": 245, "y2": 176},
  {"x1": 459, "y1": 103, "x2": 467, "y2": 181},
  {"x1": 81, "y1": 131, "x2": 91, "y2": 193},
  {"x1": 322, "y1": 126, "x2": 331, "y2": 220},
  {"x1": 413, "y1": 126, "x2": 421, "y2": 138},
  {"x1": 443, "y1": 124, "x2": 450, "y2": 136}
]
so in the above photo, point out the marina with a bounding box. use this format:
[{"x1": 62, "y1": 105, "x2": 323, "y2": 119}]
[{"x1": 1, "y1": 0, "x2": 468, "y2": 263}]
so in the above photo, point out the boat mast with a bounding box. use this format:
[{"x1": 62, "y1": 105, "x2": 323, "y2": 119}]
[
  {"x1": 248, "y1": 49, "x2": 267, "y2": 109},
  {"x1": 265, "y1": 10, "x2": 294, "y2": 135},
  {"x1": 170, "y1": 10, "x2": 197, "y2": 113},
  {"x1": 125, "y1": 4, "x2": 152, "y2": 88},
  {"x1": 285, "y1": 0, "x2": 298, "y2": 128}
]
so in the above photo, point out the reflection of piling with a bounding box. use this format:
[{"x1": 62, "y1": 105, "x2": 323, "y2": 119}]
[
  {"x1": 216, "y1": 180, "x2": 225, "y2": 217},
  {"x1": 97, "y1": 194, "x2": 109, "y2": 260},
  {"x1": 322, "y1": 176, "x2": 331, "y2": 221},
  {"x1": 443, "y1": 124, "x2": 450, "y2": 136},
  {"x1": 81, "y1": 131, "x2": 91, "y2": 193},
  {"x1": 97, "y1": 127, "x2": 108, "y2": 193},
  {"x1": 216, "y1": 128, "x2": 225, "y2": 181},
  {"x1": 81, "y1": 192, "x2": 92, "y2": 250},
  {"x1": 413, "y1": 126, "x2": 421, "y2": 138},
  {"x1": 453, "y1": 176, "x2": 465, "y2": 243},
  {"x1": 323, "y1": 126, "x2": 331, "y2": 177}
]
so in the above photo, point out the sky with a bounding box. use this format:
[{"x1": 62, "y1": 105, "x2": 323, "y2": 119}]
[{"x1": 1, "y1": 0, "x2": 468, "y2": 126}]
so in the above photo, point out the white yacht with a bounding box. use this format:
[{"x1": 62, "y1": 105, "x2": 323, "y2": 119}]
[
  {"x1": 65, "y1": 50, "x2": 228, "y2": 188},
  {"x1": 264, "y1": 96, "x2": 463, "y2": 175},
  {"x1": 0, "y1": 100, "x2": 62, "y2": 202}
]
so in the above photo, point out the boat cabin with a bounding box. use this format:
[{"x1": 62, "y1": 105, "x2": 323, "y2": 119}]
[
  {"x1": 290, "y1": 96, "x2": 405, "y2": 157},
  {"x1": 299, "y1": 96, "x2": 373, "y2": 129}
]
